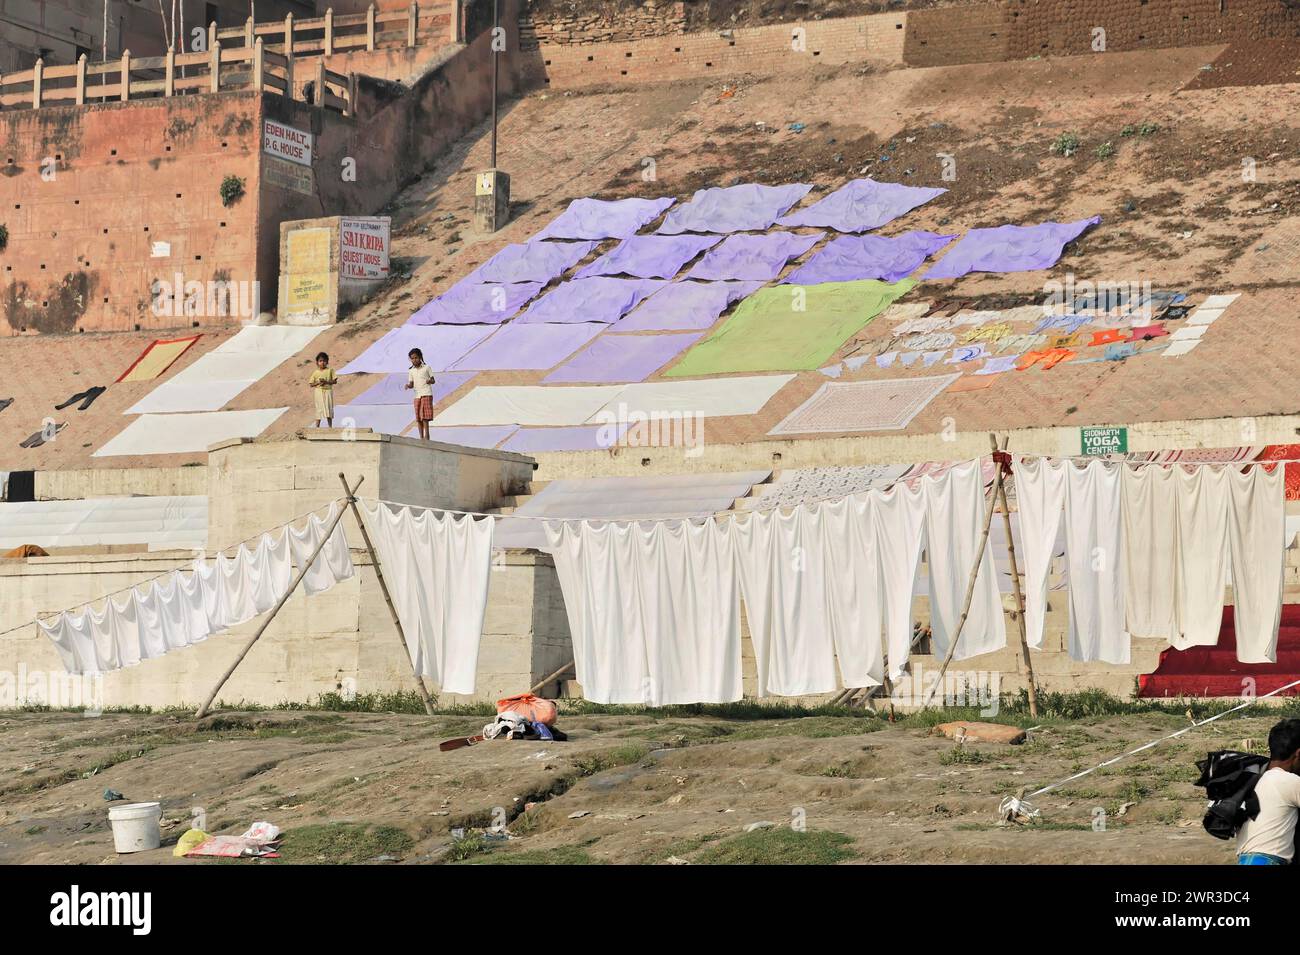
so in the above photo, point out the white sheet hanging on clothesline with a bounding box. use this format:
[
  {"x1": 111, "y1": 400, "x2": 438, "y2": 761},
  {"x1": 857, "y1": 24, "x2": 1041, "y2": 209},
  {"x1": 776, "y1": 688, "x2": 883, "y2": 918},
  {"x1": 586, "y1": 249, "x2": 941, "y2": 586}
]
[
  {"x1": 545, "y1": 518, "x2": 743, "y2": 705},
  {"x1": 358, "y1": 500, "x2": 494, "y2": 695},
  {"x1": 39, "y1": 505, "x2": 354, "y2": 675}
]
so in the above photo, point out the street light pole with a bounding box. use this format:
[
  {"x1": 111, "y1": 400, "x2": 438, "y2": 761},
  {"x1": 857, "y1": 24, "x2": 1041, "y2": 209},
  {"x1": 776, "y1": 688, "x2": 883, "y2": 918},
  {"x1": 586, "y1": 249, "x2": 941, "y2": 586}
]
[{"x1": 474, "y1": 0, "x2": 510, "y2": 233}]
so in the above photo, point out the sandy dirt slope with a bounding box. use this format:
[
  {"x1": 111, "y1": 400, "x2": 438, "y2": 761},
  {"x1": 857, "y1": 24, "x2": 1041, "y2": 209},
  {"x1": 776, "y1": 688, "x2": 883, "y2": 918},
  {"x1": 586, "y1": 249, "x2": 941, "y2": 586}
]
[{"x1": 0, "y1": 705, "x2": 1288, "y2": 864}]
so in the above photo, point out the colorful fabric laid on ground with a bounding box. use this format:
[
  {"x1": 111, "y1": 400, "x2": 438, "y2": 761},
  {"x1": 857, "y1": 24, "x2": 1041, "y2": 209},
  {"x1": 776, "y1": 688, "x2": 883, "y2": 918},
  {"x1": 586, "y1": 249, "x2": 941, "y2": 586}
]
[
  {"x1": 39, "y1": 505, "x2": 352, "y2": 674},
  {"x1": 537, "y1": 196, "x2": 676, "y2": 240},
  {"x1": 116, "y1": 335, "x2": 201, "y2": 383},
  {"x1": 768, "y1": 374, "x2": 957, "y2": 435},
  {"x1": 333, "y1": 403, "x2": 414, "y2": 436},
  {"x1": 656, "y1": 182, "x2": 813, "y2": 234},
  {"x1": 776, "y1": 178, "x2": 947, "y2": 232},
  {"x1": 126, "y1": 325, "x2": 324, "y2": 414},
  {"x1": 351, "y1": 370, "x2": 476, "y2": 405},
  {"x1": 94, "y1": 409, "x2": 289, "y2": 458},
  {"x1": 923, "y1": 217, "x2": 1101, "y2": 279},
  {"x1": 610, "y1": 280, "x2": 762, "y2": 331},
  {"x1": 338, "y1": 324, "x2": 494, "y2": 374},
  {"x1": 500, "y1": 424, "x2": 626, "y2": 454},
  {"x1": 359, "y1": 501, "x2": 493, "y2": 695},
  {"x1": 686, "y1": 231, "x2": 825, "y2": 281},
  {"x1": 514, "y1": 277, "x2": 667, "y2": 324},
  {"x1": 464, "y1": 238, "x2": 597, "y2": 284},
  {"x1": 449, "y1": 323, "x2": 605, "y2": 371},
  {"x1": 542, "y1": 332, "x2": 703, "y2": 383},
  {"x1": 666, "y1": 278, "x2": 915, "y2": 375},
  {"x1": 407, "y1": 281, "x2": 542, "y2": 325},
  {"x1": 577, "y1": 234, "x2": 721, "y2": 279},
  {"x1": 783, "y1": 231, "x2": 955, "y2": 284}
]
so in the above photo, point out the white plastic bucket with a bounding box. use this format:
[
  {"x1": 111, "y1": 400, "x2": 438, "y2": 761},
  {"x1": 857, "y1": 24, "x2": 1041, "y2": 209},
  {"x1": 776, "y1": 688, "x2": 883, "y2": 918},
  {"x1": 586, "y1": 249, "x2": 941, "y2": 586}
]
[{"x1": 108, "y1": 802, "x2": 162, "y2": 853}]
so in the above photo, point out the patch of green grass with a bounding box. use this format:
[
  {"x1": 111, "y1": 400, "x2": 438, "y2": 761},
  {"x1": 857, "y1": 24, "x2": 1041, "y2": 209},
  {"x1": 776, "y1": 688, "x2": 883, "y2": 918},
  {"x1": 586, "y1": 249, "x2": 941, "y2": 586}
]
[
  {"x1": 693, "y1": 828, "x2": 858, "y2": 865},
  {"x1": 278, "y1": 822, "x2": 413, "y2": 865},
  {"x1": 23, "y1": 825, "x2": 46, "y2": 836},
  {"x1": 465, "y1": 844, "x2": 600, "y2": 865},
  {"x1": 1049, "y1": 132, "x2": 1081, "y2": 157},
  {"x1": 939, "y1": 745, "x2": 991, "y2": 766},
  {"x1": 727, "y1": 716, "x2": 883, "y2": 742},
  {"x1": 1137, "y1": 121, "x2": 1159, "y2": 136},
  {"x1": 442, "y1": 833, "x2": 492, "y2": 862},
  {"x1": 573, "y1": 743, "x2": 649, "y2": 776},
  {"x1": 1094, "y1": 141, "x2": 1115, "y2": 159},
  {"x1": 817, "y1": 762, "x2": 861, "y2": 778}
]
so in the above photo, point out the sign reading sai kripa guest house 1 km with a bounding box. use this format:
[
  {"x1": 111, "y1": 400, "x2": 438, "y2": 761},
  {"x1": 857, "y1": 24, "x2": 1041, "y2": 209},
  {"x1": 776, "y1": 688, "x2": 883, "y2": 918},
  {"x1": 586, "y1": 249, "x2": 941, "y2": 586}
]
[
  {"x1": 1080, "y1": 426, "x2": 1127, "y2": 456},
  {"x1": 262, "y1": 120, "x2": 314, "y2": 167}
]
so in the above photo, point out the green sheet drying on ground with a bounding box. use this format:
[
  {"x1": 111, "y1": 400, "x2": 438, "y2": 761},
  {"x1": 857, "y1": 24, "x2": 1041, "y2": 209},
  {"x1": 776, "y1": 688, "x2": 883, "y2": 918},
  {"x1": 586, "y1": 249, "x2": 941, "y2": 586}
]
[{"x1": 664, "y1": 278, "x2": 916, "y2": 376}]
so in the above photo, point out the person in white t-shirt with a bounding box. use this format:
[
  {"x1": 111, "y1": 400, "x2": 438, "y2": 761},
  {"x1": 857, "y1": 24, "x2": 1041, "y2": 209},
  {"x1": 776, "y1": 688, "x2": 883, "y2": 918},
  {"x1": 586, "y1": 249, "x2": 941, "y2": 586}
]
[
  {"x1": 405, "y1": 347, "x2": 436, "y2": 441},
  {"x1": 1237, "y1": 718, "x2": 1300, "y2": 865}
]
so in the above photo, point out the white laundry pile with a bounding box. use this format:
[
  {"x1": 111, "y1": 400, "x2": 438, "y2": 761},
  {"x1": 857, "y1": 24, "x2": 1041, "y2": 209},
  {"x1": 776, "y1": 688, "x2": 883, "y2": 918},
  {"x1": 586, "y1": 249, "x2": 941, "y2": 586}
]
[
  {"x1": 39, "y1": 504, "x2": 354, "y2": 675},
  {"x1": 545, "y1": 519, "x2": 743, "y2": 705},
  {"x1": 1014, "y1": 458, "x2": 1285, "y2": 665},
  {"x1": 545, "y1": 462, "x2": 1006, "y2": 702},
  {"x1": 359, "y1": 501, "x2": 494, "y2": 695}
]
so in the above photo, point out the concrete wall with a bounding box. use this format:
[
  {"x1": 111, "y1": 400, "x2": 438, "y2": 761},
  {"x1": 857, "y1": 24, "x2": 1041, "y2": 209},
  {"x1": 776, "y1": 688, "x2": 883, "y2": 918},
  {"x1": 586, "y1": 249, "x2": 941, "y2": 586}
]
[
  {"x1": 206, "y1": 431, "x2": 534, "y2": 546},
  {"x1": 35, "y1": 465, "x2": 209, "y2": 500},
  {"x1": 0, "y1": 547, "x2": 571, "y2": 708},
  {"x1": 529, "y1": 413, "x2": 1300, "y2": 481}
]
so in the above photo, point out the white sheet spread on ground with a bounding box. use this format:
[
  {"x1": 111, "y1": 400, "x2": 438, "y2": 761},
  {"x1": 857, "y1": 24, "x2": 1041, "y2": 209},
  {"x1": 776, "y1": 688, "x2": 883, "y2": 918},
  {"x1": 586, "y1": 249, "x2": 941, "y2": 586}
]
[
  {"x1": 0, "y1": 496, "x2": 207, "y2": 551},
  {"x1": 545, "y1": 519, "x2": 743, "y2": 705},
  {"x1": 432, "y1": 385, "x2": 625, "y2": 427},
  {"x1": 93, "y1": 409, "x2": 289, "y2": 457},
  {"x1": 1120, "y1": 462, "x2": 1283, "y2": 662},
  {"x1": 433, "y1": 376, "x2": 793, "y2": 427},
  {"x1": 125, "y1": 326, "x2": 325, "y2": 414},
  {"x1": 39, "y1": 505, "x2": 353, "y2": 674},
  {"x1": 358, "y1": 501, "x2": 493, "y2": 695}
]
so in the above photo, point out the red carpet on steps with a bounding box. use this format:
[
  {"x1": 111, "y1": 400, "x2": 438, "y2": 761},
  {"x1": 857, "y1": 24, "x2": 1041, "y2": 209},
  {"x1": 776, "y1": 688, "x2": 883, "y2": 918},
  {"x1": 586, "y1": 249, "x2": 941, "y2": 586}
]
[{"x1": 1138, "y1": 605, "x2": 1300, "y2": 698}]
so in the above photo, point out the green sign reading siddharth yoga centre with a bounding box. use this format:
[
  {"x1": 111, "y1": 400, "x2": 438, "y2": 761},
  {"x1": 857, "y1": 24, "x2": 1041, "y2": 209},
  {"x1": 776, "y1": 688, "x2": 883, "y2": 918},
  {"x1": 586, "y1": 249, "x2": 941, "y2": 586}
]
[{"x1": 1080, "y1": 426, "x2": 1127, "y2": 456}]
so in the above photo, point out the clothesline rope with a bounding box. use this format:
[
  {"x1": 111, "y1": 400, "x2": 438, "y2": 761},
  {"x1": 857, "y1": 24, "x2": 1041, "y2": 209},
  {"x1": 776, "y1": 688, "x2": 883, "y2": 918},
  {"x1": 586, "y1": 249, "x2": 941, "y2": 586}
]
[
  {"x1": 3, "y1": 497, "x2": 349, "y2": 642},
  {"x1": 1016, "y1": 675, "x2": 1300, "y2": 807},
  {"x1": 362, "y1": 450, "x2": 1298, "y2": 526}
]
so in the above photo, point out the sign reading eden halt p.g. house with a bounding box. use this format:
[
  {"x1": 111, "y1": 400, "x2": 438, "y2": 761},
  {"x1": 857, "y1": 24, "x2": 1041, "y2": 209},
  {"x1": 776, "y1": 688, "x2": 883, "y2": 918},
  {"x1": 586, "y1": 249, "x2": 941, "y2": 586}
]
[
  {"x1": 1080, "y1": 426, "x2": 1127, "y2": 456},
  {"x1": 262, "y1": 120, "x2": 313, "y2": 167}
]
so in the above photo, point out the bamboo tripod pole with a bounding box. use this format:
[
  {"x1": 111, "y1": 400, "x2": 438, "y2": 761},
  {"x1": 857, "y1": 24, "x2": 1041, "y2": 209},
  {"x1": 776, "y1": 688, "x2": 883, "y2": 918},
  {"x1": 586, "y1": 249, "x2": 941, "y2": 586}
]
[
  {"x1": 989, "y1": 434, "x2": 1039, "y2": 718},
  {"x1": 529, "y1": 660, "x2": 573, "y2": 696},
  {"x1": 338, "y1": 474, "x2": 436, "y2": 715},
  {"x1": 923, "y1": 449, "x2": 1003, "y2": 708},
  {"x1": 195, "y1": 480, "x2": 359, "y2": 719}
]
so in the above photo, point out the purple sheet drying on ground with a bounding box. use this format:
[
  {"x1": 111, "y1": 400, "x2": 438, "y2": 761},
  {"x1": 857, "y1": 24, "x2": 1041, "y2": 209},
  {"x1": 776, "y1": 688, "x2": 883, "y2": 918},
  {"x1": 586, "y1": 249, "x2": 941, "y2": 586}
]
[
  {"x1": 500, "y1": 424, "x2": 628, "y2": 453},
  {"x1": 610, "y1": 281, "x2": 763, "y2": 331},
  {"x1": 338, "y1": 324, "x2": 495, "y2": 374},
  {"x1": 465, "y1": 238, "x2": 597, "y2": 285},
  {"x1": 333, "y1": 404, "x2": 413, "y2": 436},
  {"x1": 542, "y1": 332, "x2": 703, "y2": 383},
  {"x1": 923, "y1": 217, "x2": 1102, "y2": 279},
  {"x1": 536, "y1": 196, "x2": 676, "y2": 240},
  {"x1": 449, "y1": 322, "x2": 606, "y2": 371},
  {"x1": 776, "y1": 178, "x2": 947, "y2": 232},
  {"x1": 656, "y1": 182, "x2": 813, "y2": 234},
  {"x1": 577, "y1": 234, "x2": 722, "y2": 279},
  {"x1": 514, "y1": 277, "x2": 667, "y2": 324},
  {"x1": 782, "y1": 231, "x2": 956, "y2": 284},
  {"x1": 408, "y1": 281, "x2": 542, "y2": 325},
  {"x1": 426, "y1": 425, "x2": 519, "y2": 449},
  {"x1": 352, "y1": 370, "x2": 476, "y2": 405},
  {"x1": 686, "y1": 231, "x2": 825, "y2": 281}
]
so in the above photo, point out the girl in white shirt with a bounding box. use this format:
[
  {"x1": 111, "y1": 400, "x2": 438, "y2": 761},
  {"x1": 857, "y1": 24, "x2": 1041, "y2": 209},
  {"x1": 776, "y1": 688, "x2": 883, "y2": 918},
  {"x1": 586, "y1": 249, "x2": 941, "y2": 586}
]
[{"x1": 405, "y1": 347, "x2": 436, "y2": 441}]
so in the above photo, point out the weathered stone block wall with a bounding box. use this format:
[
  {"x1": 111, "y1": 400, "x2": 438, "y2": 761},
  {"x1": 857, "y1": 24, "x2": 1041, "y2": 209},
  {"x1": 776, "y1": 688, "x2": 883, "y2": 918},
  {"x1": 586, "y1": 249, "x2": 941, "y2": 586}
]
[{"x1": 0, "y1": 92, "x2": 263, "y2": 336}]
